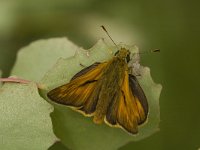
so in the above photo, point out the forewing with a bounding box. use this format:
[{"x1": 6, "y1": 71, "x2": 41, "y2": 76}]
[{"x1": 47, "y1": 62, "x2": 107, "y2": 115}]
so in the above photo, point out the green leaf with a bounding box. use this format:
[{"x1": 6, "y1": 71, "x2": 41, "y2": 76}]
[
  {"x1": 0, "y1": 82, "x2": 57, "y2": 150},
  {"x1": 1, "y1": 38, "x2": 78, "y2": 150},
  {"x1": 39, "y1": 38, "x2": 162, "y2": 150},
  {"x1": 7, "y1": 37, "x2": 79, "y2": 150},
  {"x1": 11, "y1": 37, "x2": 77, "y2": 81}
]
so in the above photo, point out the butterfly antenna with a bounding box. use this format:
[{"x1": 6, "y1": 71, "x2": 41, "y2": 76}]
[
  {"x1": 151, "y1": 49, "x2": 160, "y2": 53},
  {"x1": 101, "y1": 25, "x2": 118, "y2": 48},
  {"x1": 139, "y1": 49, "x2": 160, "y2": 55}
]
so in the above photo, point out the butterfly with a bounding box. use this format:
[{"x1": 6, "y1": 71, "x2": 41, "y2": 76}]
[{"x1": 47, "y1": 47, "x2": 148, "y2": 135}]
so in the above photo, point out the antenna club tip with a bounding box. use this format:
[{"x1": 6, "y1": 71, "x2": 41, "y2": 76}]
[
  {"x1": 101, "y1": 26, "x2": 118, "y2": 47},
  {"x1": 101, "y1": 25, "x2": 106, "y2": 30},
  {"x1": 152, "y1": 49, "x2": 161, "y2": 52}
]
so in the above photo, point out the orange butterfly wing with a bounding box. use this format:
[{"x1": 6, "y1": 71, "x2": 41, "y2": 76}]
[
  {"x1": 105, "y1": 71, "x2": 148, "y2": 134},
  {"x1": 47, "y1": 62, "x2": 107, "y2": 116}
]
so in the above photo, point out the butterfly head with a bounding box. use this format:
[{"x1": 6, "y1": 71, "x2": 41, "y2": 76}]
[{"x1": 115, "y1": 48, "x2": 131, "y2": 63}]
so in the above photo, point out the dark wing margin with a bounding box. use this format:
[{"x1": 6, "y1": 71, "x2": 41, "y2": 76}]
[{"x1": 129, "y1": 74, "x2": 148, "y2": 121}]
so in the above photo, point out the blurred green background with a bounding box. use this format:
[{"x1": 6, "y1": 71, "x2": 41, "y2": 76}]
[{"x1": 0, "y1": 0, "x2": 199, "y2": 149}]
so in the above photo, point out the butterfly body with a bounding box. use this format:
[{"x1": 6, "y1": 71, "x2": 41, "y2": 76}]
[
  {"x1": 47, "y1": 48, "x2": 148, "y2": 134},
  {"x1": 92, "y1": 49, "x2": 128, "y2": 124}
]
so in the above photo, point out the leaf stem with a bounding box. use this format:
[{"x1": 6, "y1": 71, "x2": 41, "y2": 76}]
[
  {"x1": 0, "y1": 77, "x2": 31, "y2": 84},
  {"x1": 0, "y1": 77, "x2": 43, "y2": 89}
]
